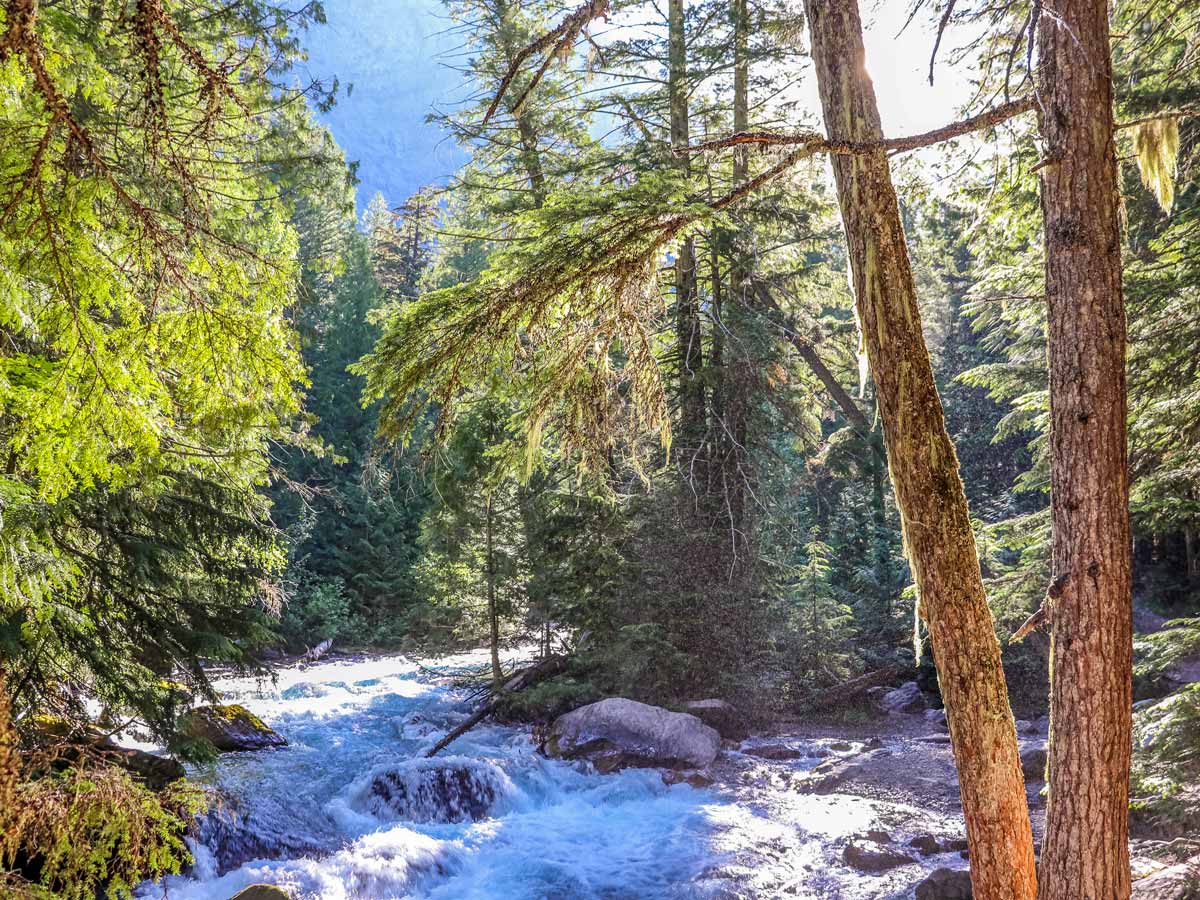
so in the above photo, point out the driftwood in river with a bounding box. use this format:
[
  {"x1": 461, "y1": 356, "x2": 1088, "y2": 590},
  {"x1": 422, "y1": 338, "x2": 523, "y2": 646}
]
[{"x1": 424, "y1": 654, "x2": 569, "y2": 758}]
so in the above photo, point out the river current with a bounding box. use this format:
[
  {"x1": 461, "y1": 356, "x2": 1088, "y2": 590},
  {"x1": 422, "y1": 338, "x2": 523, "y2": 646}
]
[{"x1": 134, "y1": 650, "x2": 961, "y2": 900}]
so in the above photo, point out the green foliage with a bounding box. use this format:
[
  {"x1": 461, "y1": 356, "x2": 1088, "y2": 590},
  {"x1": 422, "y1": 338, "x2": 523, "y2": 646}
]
[
  {"x1": 0, "y1": 0, "x2": 342, "y2": 755},
  {"x1": 276, "y1": 574, "x2": 355, "y2": 652},
  {"x1": 1133, "y1": 684, "x2": 1200, "y2": 836},
  {"x1": 271, "y1": 194, "x2": 431, "y2": 649},
  {"x1": 0, "y1": 682, "x2": 207, "y2": 899}
]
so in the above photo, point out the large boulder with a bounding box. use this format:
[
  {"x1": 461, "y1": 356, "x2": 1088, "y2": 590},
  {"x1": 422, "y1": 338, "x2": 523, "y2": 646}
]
[
  {"x1": 1020, "y1": 743, "x2": 1048, "y2": 782},
  {"x1": 229, "y1": 887, "x2": 292, "y2": 900},
  {"x1": 182, "y1": 705, "x2": 286, "y2": 753},
  {"x1": 878, "y1": 681, "x2": 926, "y2": 714},
  {"x1": 31, "y1": 716, "x2": 184, "y2": 790},
  {"x1": 916, "y1": 867, "x2": 973, "y2": 900},
  {"x1": 354, "y1": 758, "x2": 514, "y2": 824},
  {"x1": 684, "y1": 699, "x2": 749, "y2": 740},
  {"x1": 1132, "y1": 857, "x2": 1200, "y2": 899},
  {"x1": 543, "y1": 698, "x2": 720, "y2": 771},
  {"x1": 743, "y1": 742, "x2": 805, "y2": 761},
  {"x1": 193, "y1": 792, "x2": 340, "y2": 875},
  {"x1": 793, "y1": 748, "x2": 889, "y2": 794}
]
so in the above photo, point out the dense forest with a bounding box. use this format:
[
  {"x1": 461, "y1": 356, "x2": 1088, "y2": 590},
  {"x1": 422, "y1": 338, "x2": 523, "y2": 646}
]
[{"x1": 0, "y1": 0, "x2": 1197, "y2": 897}]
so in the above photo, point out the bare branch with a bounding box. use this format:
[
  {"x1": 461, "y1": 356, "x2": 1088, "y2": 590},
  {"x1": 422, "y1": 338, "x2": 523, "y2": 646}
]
[
  {"x1": 481, "y1": 0, "x2": 610, "y2": 127},
  {"x1": 928, "y1": 0, "x2": 958, "y2": 85},
  {"x1": 680, "y1": 94, "x2": 1036, "y2": 157}
]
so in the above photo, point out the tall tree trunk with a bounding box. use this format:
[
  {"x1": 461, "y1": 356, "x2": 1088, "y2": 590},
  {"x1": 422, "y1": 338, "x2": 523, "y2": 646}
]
[
  {"x1": 1036, "y1": 1, "x2": 1133, "y2": 896},
  {"x1": 731, "y1": 0, "x2": 748, "y2": 184},
  {"x1": 716, "y1": 0, "x2": 752, "y2": 564},
  {"x1": 485, "y1": 495, "x2": 502, "y2": 686},
  {"x1": 802, "y1": 2, "x2": 1037, "y2": 898},
  {"x1": 494, "y1": 0, "x2": 548, "y2": 206},
  {"x1": 668, "y1": 0, "x2": 705, "y2": 454},
  {"x1": 1187, "y1": 525, "x2": 1198, "y2": 583}
]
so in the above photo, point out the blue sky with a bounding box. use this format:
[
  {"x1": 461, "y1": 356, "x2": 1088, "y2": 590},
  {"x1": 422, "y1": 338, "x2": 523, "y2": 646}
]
[
  {"x1": 296, "y1": 0, "x2": 974, "y2": 213},
  {"x1": 295, "y1": 0, "x2": 469, "y2": 211}
]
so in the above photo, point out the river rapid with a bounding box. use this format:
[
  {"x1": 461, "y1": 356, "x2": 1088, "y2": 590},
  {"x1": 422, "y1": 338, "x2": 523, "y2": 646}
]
[{"x1": 134, "y1": 650, "x2": 967, "y2": 900}]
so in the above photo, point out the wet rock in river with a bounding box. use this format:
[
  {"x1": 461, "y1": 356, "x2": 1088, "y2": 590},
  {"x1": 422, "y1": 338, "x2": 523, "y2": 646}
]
[
  {"x1": 193, "y1": 794, "x2": 339, "y2": 875},
  {"x1": 743, "y1": 742, "x2": 805, "y2": 761},
  {"x1": 842, "y1": 840, "x2": 915, "y2": 873},
  {"x1": 662, "y1": 769, "x2": 715, "y2": 788},
  {"x1": 357, "y1": 757, "x2": 513, "y2": 823},
  {"x1": 915, "y1": 867, "x2": 973, "y2": 899},
  {"x1": 543, "y1": 698, "x2": 720, "y2": 771},
  {"x1": 228, "y1": 886, "x2": 292, "y2": 900},
  {"x1": 182, "y1": 704, "x2": 287, "y2": 752},
  {"x1": 924, "y1": 707, "x2": 948, "y2": 728},
  {"x1": 910, "y1": 834, "x2": 970, "y2": 856},
  {"x1": 793, "y1": 748, "x2": 889, "y2": 794}
]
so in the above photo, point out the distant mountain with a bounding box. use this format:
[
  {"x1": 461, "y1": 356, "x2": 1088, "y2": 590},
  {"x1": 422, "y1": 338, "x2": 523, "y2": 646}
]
[{"x1": 296, "y1": 0, "x2": 468, "y2": 211}]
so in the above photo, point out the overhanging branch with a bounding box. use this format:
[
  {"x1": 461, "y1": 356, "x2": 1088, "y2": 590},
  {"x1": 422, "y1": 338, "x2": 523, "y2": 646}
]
[{"x1": 680, "y1": 94, "x2": 1036, "y2": 157}]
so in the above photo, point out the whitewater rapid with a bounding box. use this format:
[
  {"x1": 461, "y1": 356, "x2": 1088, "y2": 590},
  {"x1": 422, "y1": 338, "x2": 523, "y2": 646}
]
[{"x1": 134, "y1": 650, "x2": 962, "y2": 900}]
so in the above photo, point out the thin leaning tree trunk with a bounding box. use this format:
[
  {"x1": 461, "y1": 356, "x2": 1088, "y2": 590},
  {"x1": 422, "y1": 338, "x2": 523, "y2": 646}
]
[
  {"x1": 802, "y1": 2, "x2": 1037, "y2": 898},
  {"x1": 668, "y1": 0, "x2": 705, "y2": 454},
  {"x1": 1036, "y1": 0, "x2": 1133, "y2": 896}
]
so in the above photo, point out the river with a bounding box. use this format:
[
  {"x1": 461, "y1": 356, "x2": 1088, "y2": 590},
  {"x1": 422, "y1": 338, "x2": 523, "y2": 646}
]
[{"x1": 134, "y1": 650, "x2": 967, "y2": 900}]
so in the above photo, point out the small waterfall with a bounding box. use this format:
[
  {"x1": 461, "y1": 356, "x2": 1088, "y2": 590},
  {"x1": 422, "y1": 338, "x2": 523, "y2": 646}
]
[{"x1": 190, "y1": 793, "x2": 342, "y2": 876}]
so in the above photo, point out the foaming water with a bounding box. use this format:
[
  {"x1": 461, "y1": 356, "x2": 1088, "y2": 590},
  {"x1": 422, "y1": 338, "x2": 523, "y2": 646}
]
[{"x1": 135, "y1": 650, "x2": 961, "y2": 900}]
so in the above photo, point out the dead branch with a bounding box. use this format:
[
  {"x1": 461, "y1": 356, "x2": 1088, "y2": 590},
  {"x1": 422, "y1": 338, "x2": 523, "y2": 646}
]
[
  {"x1": 481, "y1": 0, "x2": 610, "y2": 127},
  {"x1": 680, "y1": 94, "x2": 1036, "y2": 157},
  {"x1": 424, "y1": 654, "x2": 569, "y2": 757}
]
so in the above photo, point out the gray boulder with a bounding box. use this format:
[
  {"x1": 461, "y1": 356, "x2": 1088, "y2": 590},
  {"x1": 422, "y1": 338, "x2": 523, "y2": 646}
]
[
  {"x1": 182, "y1": 704, "x2": 287, "y2": 752},
  {"x1": 684, "y1": 699, "x2": 749, "y2": 740},
  {"x1": 543, "y1": 698, "x2": 720, "y2": 771},
  {"x1": 229, "y1": 887, "x2": 292, "y2": 900},
  {"x1": 916, "y1": 867, "x2": 973, "y2": 899},
  {"x1": 879, "y1": 681, "x2": 926, "y2": 714},
  {"x1": 1020, "y1": 743, "x2": 1048, "y2": 781},
  {"x1": 924, "y1": 707, "x2": 948, "y2": 728},
  {"x1": 1132, "y1": 857, "x2": 1200, "y2": 899}
]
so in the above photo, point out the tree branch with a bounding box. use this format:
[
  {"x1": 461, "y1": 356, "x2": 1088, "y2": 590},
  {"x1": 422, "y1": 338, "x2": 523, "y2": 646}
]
[
  {"x1": 481, "y1": 0, "x2": 610, "y2": 127},
  {"x1": 680, "y1": 94, "x2": 1036, "y2": 156}
]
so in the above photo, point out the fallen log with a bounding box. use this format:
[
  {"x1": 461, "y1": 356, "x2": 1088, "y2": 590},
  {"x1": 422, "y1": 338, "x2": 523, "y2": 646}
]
[
  {"x1": 797, "y1": 665, "x2": 901, "y2": 713},
  {"x1": 425, "y1": 654, "x2": 568, "y2": 758},
  {"x1": 299, "y1": 639, "x2": 333, "y2": 667}
]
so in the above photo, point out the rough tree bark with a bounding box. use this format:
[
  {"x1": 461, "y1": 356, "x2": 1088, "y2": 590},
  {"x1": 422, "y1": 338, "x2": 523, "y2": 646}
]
[
  {"x1": 802, "y1": 1, "x2": 1038, "y2": 898},
  {"x1": 1036, "y1": 0, "x2": 1133, "y2": 896},
  {"x1": 668, "y1": 0, "x2": 705, "y2": 452},
  {"x1": 485, "y1": 495, "x2": 502, "y2": 686}
]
